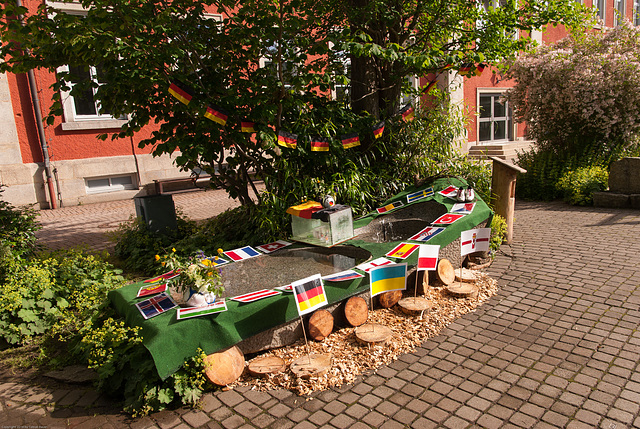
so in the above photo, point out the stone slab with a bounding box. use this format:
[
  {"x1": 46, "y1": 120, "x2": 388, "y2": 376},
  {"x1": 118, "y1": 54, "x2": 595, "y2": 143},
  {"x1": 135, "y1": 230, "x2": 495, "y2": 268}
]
[
  {"x1": 592, "y1": 191, "x2": 631, "y2": 208},
  {"x1": 608, "y1": 157, "x2": 640, "y2": 194}
]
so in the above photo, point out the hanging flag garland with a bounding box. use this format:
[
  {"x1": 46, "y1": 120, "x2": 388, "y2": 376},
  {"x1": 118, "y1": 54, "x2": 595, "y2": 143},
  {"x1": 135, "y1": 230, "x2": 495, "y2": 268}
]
[
  {"x1": 168, "y1": 80, "x2": 195, "y2": 106},
  {"x1": 373, "y1": 121, "x2": 385, "y2": 139},
  {"x1": 278, "y1": 131, "x2": 298, "y2": 149},
  {"x1": 241, "y1": 120, "x2": 256, "y2": 133},
  {"x1": 341, "y1": 133, "x2": 360, "y2": 149},
  {"x1": 310, "y1": 137, "x2": 330, "y2": 152},
  {"x1": 205, "y1": 104, "x2": 228, "y2": 126},
  {"x1": 400, "y1": 104, "x2": 415, "y2": 122}
]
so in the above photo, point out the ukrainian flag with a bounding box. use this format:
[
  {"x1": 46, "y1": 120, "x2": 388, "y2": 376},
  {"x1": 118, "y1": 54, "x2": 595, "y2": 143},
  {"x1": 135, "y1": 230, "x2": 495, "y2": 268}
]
[{"x1": 370, "y1": 263, "x2": 406, "y2": 297}]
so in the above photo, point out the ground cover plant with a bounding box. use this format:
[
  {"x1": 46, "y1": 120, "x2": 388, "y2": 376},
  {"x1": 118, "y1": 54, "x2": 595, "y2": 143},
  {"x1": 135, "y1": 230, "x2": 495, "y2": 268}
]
[{"x1": 506, "y1": 19, "x2": 640, "y2": 202}]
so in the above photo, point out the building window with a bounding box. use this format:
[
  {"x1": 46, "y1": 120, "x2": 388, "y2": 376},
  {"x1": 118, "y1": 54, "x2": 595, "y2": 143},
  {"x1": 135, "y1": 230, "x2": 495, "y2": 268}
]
[
  {"x1": 596, "y1": 0, "x2": 606, "y2": 21},
  {"x1": 634, "y1": 0, "x2": 640, "y2": 24},
  {"x1": 478, "y1": 93, "x2": 513, "y2": 143},
  {"x1": 615, "y1": 0, "x2": 626, "y2": 25},
  {"x1": 85, "y1": 174, "x2": 137, "y2": 194}
]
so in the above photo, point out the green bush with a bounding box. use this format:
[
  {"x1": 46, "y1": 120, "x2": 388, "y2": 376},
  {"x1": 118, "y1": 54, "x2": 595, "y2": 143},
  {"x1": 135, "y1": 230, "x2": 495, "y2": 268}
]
[
  {"x1": 556, "y1": 166, "x2": 609, "y2": 206},
  {"x1": 490, "y1": 215, "x2": 508, "y2": 257},
  {"x1": 0, "y1": 186, "x2": 41, "y2": 277},
  {"x1": 0, "y1": 249, "x2": 126, "y2": 346}
]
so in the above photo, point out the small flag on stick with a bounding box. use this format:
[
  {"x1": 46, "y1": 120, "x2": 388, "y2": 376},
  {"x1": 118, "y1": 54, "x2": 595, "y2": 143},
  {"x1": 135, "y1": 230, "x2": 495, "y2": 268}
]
[
  {"x1": 310, "y1": 137, "x2": 330, "y2": 152},
  {"x1": 399, "y1": 104, "x2": 415, "y2": 122},
  {"x1": 241, "y1": 121, "x2": 256, "y2": 133},
  {"x1": 461, "y1": 228, "x2": 491, "y2": 256},
  {"x1": 292, "y1": 274, "x2": 327, "y2": 316},
  {"x1": 205, "y1": 105, "x2": 228, "y2": 126},
  {"x1": 278, "y1": 131, "x2": 298, "y2": 149},
  {"x1": 417, "y1": 245, "x2": 440, "y2": 271},
  {"x1": 373, "y1": 121, "x2": 385, "y2": 139},
  {"x1": 370, "y1": 263, "x2": 406, "y2": 297},
  {"x1": 341, "y1": 133, "x2": 360, "y2": 149},
  {"x1": 168, "y1": 80, "x2": 194, "y2": 105}
]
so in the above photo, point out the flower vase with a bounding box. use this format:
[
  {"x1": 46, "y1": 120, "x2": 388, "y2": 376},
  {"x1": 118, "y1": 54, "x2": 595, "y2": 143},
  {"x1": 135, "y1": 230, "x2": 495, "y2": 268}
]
[{"x1": 184, "y1": 288, "x2": 217, "y2": 308}]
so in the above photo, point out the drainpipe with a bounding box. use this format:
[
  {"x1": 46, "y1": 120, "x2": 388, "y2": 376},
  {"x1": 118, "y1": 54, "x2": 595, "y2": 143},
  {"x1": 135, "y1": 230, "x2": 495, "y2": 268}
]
[{"x1": 16, "y1": 0, "x2": 58, "y2": 209}]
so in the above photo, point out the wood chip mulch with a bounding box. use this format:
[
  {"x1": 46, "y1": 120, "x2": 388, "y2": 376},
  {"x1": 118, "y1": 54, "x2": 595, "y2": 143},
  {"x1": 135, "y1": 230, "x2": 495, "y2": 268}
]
[{"x1": 232, "y1": 272, "x2": 498, "y2": 395}]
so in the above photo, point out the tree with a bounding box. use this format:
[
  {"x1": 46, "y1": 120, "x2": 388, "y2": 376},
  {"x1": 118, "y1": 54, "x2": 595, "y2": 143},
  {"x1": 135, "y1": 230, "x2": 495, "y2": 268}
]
[
  {"x1": 505, "y1": 19, "x2": 640, "y2": 155},
  {"x1": 0, "y1": 0, "x2": 589, "y2": 209}
]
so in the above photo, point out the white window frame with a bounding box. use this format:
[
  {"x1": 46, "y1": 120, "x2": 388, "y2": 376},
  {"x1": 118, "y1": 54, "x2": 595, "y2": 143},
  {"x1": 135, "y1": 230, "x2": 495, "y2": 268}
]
[
  {"x1": 477, "y1": 0, "x2": 519, "y2": 40},
  {"x1": 476, "y1": 89, "x2": 514, "y2": 144},
  {"x1": 85, "y1": 174, "x2": 137, "y2": 194},
  {"x1": 596, "y1": 0, "x2": 607, "y2": 21},
  {"x1": 635, "y1": 0, "x2": 640, "y2": 25}
]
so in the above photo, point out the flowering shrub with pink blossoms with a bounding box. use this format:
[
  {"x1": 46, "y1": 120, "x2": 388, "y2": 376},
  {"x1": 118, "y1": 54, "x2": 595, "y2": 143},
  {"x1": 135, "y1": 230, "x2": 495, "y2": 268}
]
[{"x1": 506, "y1": 19, "x2": 640, "y2": 153}]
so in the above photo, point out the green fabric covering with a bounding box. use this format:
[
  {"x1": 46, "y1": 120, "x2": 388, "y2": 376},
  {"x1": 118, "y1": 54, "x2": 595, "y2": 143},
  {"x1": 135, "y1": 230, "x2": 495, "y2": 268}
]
[{"x1": 109, "y1": 177, "x2": 492, "y2": 380}]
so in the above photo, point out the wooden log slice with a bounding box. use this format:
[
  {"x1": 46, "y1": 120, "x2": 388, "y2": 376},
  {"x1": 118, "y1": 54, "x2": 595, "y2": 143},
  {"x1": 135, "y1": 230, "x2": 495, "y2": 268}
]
[
  {"x1": 354, "y1": 323, "x2": 393, "y2": 345},
  {"x1": 308, "y1": 309, "x2": 333, "y2": 341},
  {"x1": 398, "y1": 297, "x2": 433, "y2": 316},
  {"x1": 204, "y1": 346, "x2": 245, "y2": 386},
  {"x1": 378, "y1": 290, "x2": 403, "y2": 308},
  {"x1": 454, "y1": 268, "x2": 477, "y2": 283},
  {"x1": 446, "y1": 281, "x2": 479, "y2": 298},
  {"x1": 436, "y1": 259, "x2": 455, "y2": 285},
  {"x1": 344, "y1": 296, "x2": 368, "y2": 327},
  {"x1": 290, "y1": 353, "x2": 332, "y2": 379},
  {"x1": 247, "y1": 355, "x2": 286, "y2": 378}
]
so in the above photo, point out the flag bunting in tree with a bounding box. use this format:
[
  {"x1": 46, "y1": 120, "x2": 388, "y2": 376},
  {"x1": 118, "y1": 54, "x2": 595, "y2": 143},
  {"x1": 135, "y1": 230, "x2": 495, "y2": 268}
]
[
  {"x1": 310, "y1": 137, "x2": 330, "y2": 152},
  {"x1": 168, "y1": 80, "x2": 194, "y2": 105},
  {"x1": 278, "y1": 131, "x2": 298, "y2": 149},
  {"x1": 370, "y1": 263, "x2": 406, "y2": 297},
  {"x1": 417, "y1": 244, "x2": 440, "y2": 271},
  {"x1": 241, "y1": 121, "x2": 256, "y2": 133},
  {"x1": 461, "y1": 228, "x2": 491, "y2": 256},
  {"x1": 341, "y1": 133, "x2": 360, "y2": 149},
  {"x1": 373, "y1": 121, "x2": 385, "y2": 139},
  {"x1": 292, "y1": 274, "x2": 327, "y2": 316},
  {"x1": 400, "y1": 104, "x2": 415, "y2": 122},
  {"x1": 205, "y1": 105, "x2": 228, "y2": 126}
]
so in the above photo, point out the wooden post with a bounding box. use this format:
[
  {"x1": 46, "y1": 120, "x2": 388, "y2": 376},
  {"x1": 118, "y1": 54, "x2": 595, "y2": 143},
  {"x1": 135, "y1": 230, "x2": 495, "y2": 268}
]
[{"x1": 490, "y1": 157, "x2": 526, "y2": 244}]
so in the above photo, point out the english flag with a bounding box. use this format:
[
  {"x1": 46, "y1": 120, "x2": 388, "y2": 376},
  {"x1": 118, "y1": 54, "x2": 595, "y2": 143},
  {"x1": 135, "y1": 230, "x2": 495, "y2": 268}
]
[
  {"x1": 417, "y1": 244, "x2": 440, "y2": 271},
  {"x1": 461, "y1": 228, "x2": 491, "y2": 256},
  {"x1": 292, "y1": 274, "x2": 327, "y2": 316}
]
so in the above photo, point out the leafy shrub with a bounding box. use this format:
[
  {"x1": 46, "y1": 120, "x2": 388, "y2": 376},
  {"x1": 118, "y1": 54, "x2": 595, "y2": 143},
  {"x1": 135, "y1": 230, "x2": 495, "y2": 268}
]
[
  {"x1": 556, "y1": 166, "x2": 609, "y2": 206},
  {"x1": 490, "y1": 215, "x2": 508, "y2": 257},
  {"x1": 0, "y1": 249, "x2": 126, "y2": 346},
  {"x1": 0, "y1": 186, "x2": 41, "y2": 277}
]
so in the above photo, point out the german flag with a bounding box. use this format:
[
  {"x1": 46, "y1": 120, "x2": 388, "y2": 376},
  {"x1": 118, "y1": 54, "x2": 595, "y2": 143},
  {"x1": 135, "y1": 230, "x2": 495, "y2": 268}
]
[
  {"x1": 474, "y1": 63, "x2": 486, "y2": 76},
  {"x1": 310, "y1": 137, "x2": 330, "y2": 152},
  {"x1": 277, "y1": 130, "x2": 298, "y2": 149},
  {"x1": 204, "y1": 105, "x2": 228, "y2": 126},
  {"x1": 293, "y1": 274, "x2": 327, "y2": 316},
  {"x1": 399, "y1": 104, "x2": 415, "y2": 122},
  {"x1": 241, "y1": 121, "x2": 256, "y2": 133},
  {"x1": 341, "y1": 133, "x2": 360, "y2": 149},
  {"x1": 459, "y1": 63, "x2": 474, "y2": 76},
  {"x1": 423, "y1": 80, "x2": 437, "y2": 94},
  {"x1": 373, "y1": 121, "x2": 385, "y2": 139},
  {"x1": 168, "y1": 80, "x2": 194, "y2": 106}
]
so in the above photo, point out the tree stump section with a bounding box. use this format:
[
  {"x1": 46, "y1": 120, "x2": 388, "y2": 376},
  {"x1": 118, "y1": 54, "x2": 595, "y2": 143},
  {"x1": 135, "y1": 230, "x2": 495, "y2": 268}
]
[
  {"x1": 436, "y1": 259, "x2": 455, "y2": 285},
  {"x1": 398, "y1": 297, "x2": 433, "y2": 316},
  {"x1": 290, "y1": 353, "x2": 332, "y2": 379},
  {"x1": 308, "y1": 309, "x2": 333, "y2": 341},
  {"x1": 204, "y1": 346, "x2": 245, "y2": 386},
  {"x1": 344, "y1": 296, "x2": 368, "y2": 327},
  {"x1": 355, "y1": 323, "x2": 392, "y2": 345},
  {"x1": 247, "y1": 355, "x2": 286, "y2": 378},
  {"x1": 446, "y1": 281, "x2": 479, "y2": 298},
  {"x1": 378, "y1": 290, "x2": 403, "y2": 308},
  {"x1": 455, "y1": 268, "x2": 477, "y2": 283}
]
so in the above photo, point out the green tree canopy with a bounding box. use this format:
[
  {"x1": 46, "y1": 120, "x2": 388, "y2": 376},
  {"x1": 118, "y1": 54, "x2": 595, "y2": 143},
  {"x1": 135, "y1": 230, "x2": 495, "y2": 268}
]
[{"x1": 0, "y1": 0, "x2": 589, "y2": 207}]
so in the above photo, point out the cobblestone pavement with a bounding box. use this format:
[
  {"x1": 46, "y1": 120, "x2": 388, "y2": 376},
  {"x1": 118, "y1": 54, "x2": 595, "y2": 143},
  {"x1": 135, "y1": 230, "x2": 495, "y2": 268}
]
[{"x1": 3, "y1": 198, "x2": 640, "y2": 428}]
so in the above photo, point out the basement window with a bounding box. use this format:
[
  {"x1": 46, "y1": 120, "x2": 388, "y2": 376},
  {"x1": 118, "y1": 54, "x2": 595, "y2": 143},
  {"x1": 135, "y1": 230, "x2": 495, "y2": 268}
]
[{"x1": 86, "y1": 174, "x2": 137, "y2": 194}]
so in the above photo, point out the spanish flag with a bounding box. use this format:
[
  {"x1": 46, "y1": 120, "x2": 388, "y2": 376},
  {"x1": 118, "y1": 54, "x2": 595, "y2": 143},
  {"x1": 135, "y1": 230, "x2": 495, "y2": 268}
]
[
  {"x1": 373, "y1": 121, "x2": 385, "y2": 139},
  {"x1": 310, "y1": 137, "x2": 330, "y2": 152},
  {"x1": 370, "y1": 263, "x2": 406, "y2": 297},
  {"x1": 205, "y1": 105, "x2": 228, "y2": 126},
  {"x1": 341, "y1": 133, "x2": 360, "y2": 149},
  {"x1": 385, "y1": 242, "x2": 419, "y2": 260},
  {"x1": 241, "y1": 121, "x2": 256, "y2": 133},
  {"x1": 399, "y1": 104, "x2": 415, "y2": 122},
  {"x1": 168, "y1": 80, "x2": 194, "y2": 105},
  {"x1": 277, "y1": 130, "x2": 298, "y2": 149},
  {"x1": 292, "y1": 274, "x2": 327, "y2": 316}
]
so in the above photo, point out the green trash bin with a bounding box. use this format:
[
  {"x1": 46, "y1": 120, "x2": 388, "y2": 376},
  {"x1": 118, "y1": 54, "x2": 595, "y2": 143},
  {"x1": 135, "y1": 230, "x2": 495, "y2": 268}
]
[{"x1": 134, "y1": 194, "x2": 178, "y2": 233}]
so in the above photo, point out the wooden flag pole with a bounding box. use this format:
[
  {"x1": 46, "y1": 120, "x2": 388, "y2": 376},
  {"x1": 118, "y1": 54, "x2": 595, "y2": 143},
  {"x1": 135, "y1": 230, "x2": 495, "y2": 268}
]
[{"x1": 299, "y1": 315, "x2": 312, "y2": 364}]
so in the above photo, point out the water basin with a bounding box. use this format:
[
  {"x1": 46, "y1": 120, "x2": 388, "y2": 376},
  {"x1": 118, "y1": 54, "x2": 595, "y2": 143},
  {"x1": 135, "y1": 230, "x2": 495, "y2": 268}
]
[
  {"x1": 354, "y1": 200, "x2": 447, "y2": 242},
  {"x1": 221, "y1": 246, "x2": 371, "y2": 297}
]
